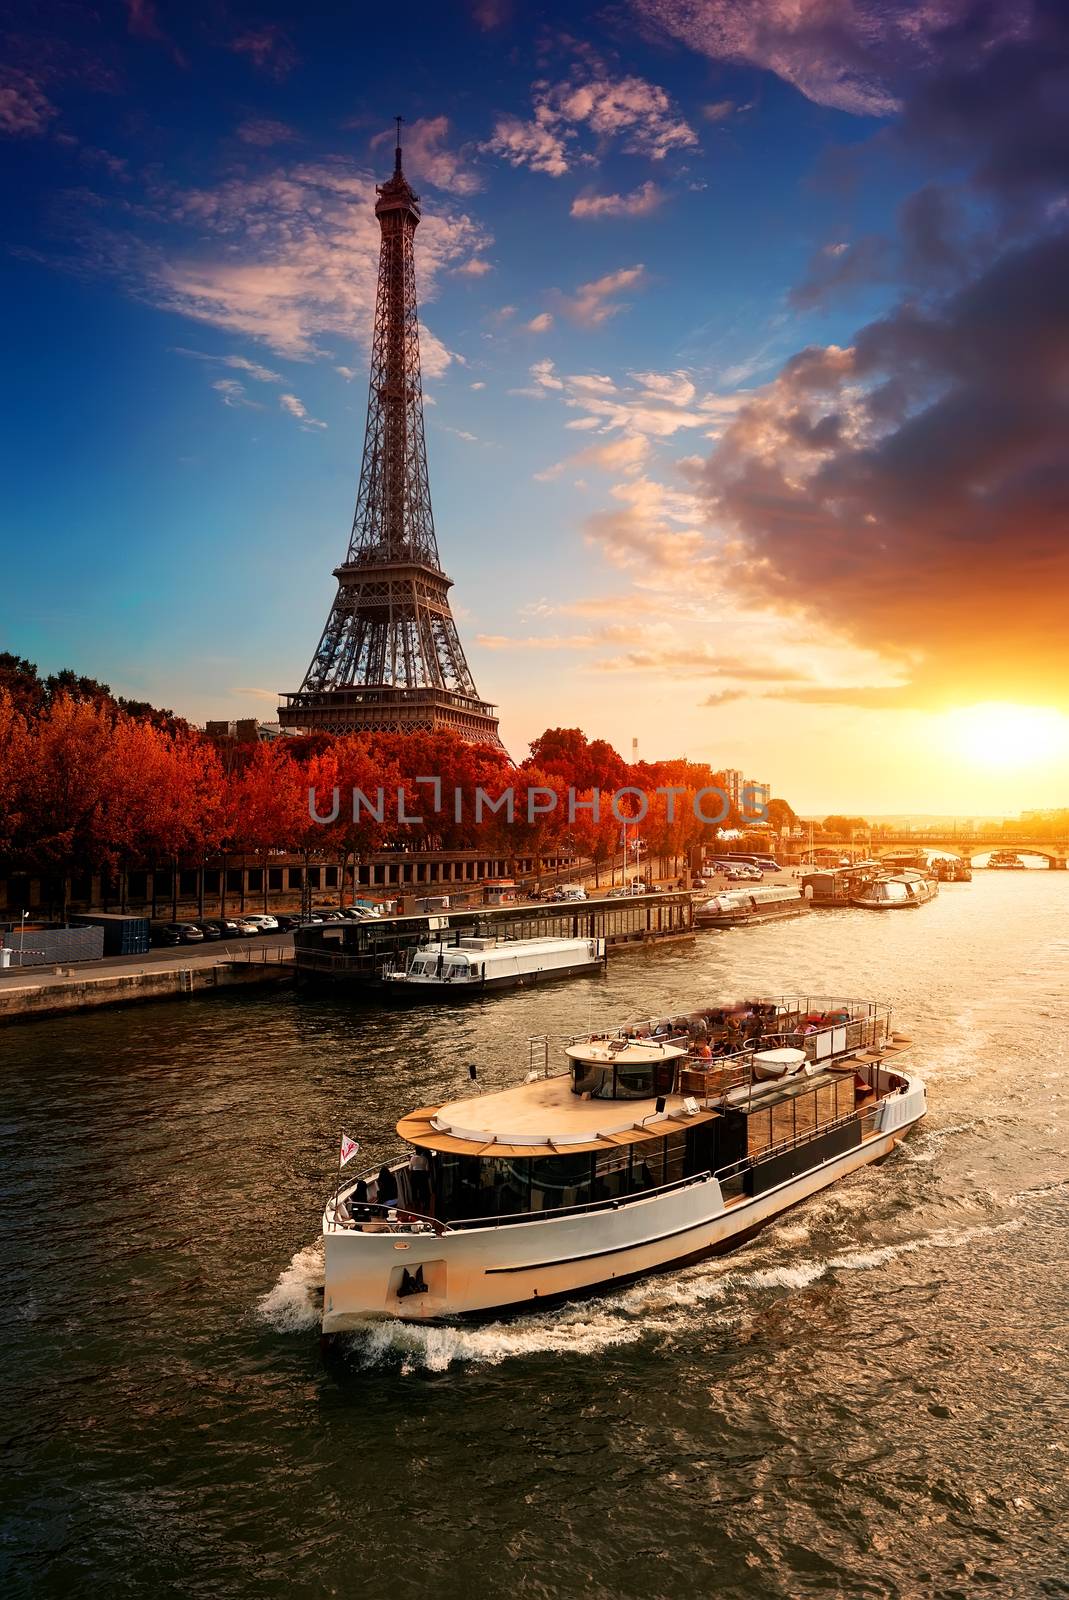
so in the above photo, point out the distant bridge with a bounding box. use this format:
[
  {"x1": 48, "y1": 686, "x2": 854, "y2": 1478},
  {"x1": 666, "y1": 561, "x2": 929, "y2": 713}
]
[{"x1": 796, "y1": 833, "x2": 1067, "y2": 869}]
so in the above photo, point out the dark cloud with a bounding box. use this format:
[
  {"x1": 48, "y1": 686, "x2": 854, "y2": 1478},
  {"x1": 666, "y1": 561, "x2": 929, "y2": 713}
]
[
  {"x1": 695, "y1": 1, "x2": 1069, "y2": 709},
  {"x1": 901, "y1": 0, "x2": 1069, "y2": 201},
  {"x1": 790, "y1": 234, "x2": 891, "y2": 310}
]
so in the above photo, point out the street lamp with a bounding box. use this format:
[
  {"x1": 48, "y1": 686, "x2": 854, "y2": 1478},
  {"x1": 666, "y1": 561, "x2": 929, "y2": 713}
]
[{"x1": 17, "y1": 910, "x2": 29, "y2": 968}]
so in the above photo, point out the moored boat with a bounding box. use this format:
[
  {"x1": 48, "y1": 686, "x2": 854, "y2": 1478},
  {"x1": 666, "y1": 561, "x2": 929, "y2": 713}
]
[
  {"x1": 801, "y1": 862, "x2": 882, "y2": 905},
  {"x1": 988, "y1": 851, "x2": 1026, "y2": 869},
  {"x1": 321, "y1": 996, "x2": 925, "y2": 1328},
  {"x1": 851, "y1": 870, "x2": 938, "y2": 909},
  {"x1": 695, "y1": 884, "x2": 808, "y2": 928},
  {"x1": 382, "y1": 934, "x2": 607, "y2": 998},
  {"x1": 930, "y1": 855, "x2": 972, "y2": 883}
]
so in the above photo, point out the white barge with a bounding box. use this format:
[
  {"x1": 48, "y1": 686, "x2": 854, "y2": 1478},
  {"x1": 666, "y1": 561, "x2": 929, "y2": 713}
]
[
  {"x1": 695, "y1": 884, "x2": 808, "y2": 929},
  {"x1": 321, "y1": 997, "x2": 925, "y2": 1328},
  {"x1": 382, "y1": 934, "x2": 607, "y2": 998}
]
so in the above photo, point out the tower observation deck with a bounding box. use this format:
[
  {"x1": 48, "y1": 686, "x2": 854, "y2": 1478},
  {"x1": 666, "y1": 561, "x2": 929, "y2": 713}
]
[{"x1": 279, "y1": 126, "x2": 503, "y2": 748}]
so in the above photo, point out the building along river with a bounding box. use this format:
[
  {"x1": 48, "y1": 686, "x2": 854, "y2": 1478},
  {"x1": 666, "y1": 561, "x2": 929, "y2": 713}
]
[{"x1": 1, "y1": 869, "x2": 1066, "y2": 1599}]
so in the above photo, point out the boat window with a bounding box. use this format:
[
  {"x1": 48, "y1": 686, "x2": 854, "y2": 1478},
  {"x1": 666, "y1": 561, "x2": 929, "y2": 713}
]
[
  {"x1": 613, "y1": 1059, "x2": 658, "y2": 1098},
  {"x1": 530, "y1": 1153, "x2": 593, "y2": 1212},
  {"x1": 631, "y1": 1141, "x2": 664, "y2": 1190},
  {"x1": 664, "y1": 1130, "x2": 688, "y2": 1187},
  {"x1": 571, "y1": 1060, "x2": 616, "y2": 1098},
  {"x1": 592, "y1": 1146, "x2": 630, "y2": 1200},
  {"x1": 437, "y1": 1153, "x2": 530, "y2": 1219},
  {"x1": 885, "y1": 881, "x2": 908, "y2": 900},
  {"x1": 794, "y1": 1089, "x2": 817, "y2": 1136}
]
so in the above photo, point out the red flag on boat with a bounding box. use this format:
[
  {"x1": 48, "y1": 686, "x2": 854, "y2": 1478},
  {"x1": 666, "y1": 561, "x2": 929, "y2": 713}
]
[{"x1": 339, "y1": 1134, "x2": 360, "y2": 1168}]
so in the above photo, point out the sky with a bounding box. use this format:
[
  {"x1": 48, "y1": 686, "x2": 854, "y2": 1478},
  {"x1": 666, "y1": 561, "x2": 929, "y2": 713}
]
[{"x1": 2, "y1": 0, "x2": 1068, "y2": 814}]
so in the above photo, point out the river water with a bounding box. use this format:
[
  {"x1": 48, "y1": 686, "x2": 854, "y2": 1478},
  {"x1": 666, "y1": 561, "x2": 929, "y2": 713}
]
[{"x1": 2, "y1": 871, "x2": 1067, "y2": 1599}]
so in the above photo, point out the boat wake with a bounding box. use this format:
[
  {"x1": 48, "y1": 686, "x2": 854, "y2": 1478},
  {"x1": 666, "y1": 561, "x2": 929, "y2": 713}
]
[
  {"x1": 897, "y1": 1116, "x2": 995, "y2": 1163},
  {"x1": 339, "y1": 1303, "x2": 650, "y2": 1375},
  {"x1": 318, "y1": 1215, "x2": 1025, "y2": 1374},
  {"x1": 256, "y1": 1241, "x2": 325, "y2": 1333}
]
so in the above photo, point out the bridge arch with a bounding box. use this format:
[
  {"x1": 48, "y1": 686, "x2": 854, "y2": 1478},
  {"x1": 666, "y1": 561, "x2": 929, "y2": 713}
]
[{"x1": 791, "y1": 838, "x2": 1066, "y2": 868}]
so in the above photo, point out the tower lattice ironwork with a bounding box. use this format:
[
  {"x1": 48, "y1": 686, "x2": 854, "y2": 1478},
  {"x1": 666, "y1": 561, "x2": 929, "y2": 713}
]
[{"x1": 279, "y1": 126, "x2": 503, "y2": 747}]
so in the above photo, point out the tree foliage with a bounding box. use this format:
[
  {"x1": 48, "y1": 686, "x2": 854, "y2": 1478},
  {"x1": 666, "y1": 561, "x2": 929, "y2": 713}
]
[{"x1": 0, "y1": 688, "x2": 799, "y2": 893}]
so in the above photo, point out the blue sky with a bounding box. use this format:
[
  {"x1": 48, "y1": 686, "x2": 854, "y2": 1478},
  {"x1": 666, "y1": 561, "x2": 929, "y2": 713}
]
[{"x1": 3, "y1": 0, "x2": 1068, "y2": 810}]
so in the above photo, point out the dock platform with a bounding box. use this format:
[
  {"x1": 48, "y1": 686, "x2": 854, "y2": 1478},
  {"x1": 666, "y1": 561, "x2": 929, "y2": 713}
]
[{"x1": 294, "y1": 891, "x2": 695, "y2": 986}]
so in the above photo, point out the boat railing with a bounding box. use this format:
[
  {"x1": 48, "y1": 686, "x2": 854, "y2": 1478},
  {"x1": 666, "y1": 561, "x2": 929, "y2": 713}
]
[
  {"x1": 326, "y1": 1198, "x2": 451, "y2": 1236},
  {"x1": 678, "y1": 1015, "x2": 890, "y2": 1107},
  {"x1": 526, "y1": 1034, "x2": 551, "y2": 1079}
]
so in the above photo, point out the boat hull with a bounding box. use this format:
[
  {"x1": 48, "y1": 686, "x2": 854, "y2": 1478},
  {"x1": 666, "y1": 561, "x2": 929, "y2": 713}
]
[
  {"x1": 322, "y1": 1083, "x2": 926, "y2": 1327},
  {"x1": 378, "y1": 955, "x2": 604, "y2": 1001},
  {"x1": 696, "y1": 903, "x2": 808, "y2": 929},
  {"x1": 850, "y1": 897, "x2": 923, "y2": 908}
]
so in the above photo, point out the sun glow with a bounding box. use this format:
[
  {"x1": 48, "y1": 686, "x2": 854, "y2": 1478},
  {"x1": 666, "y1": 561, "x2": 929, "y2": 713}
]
[{"x1": 945, "y1": 703, "x2": 1069, "y2": 771}]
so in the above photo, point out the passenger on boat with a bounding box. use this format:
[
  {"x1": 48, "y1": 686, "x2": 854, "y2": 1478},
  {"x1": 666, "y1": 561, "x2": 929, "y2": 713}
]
[
  {"x1": 694, "y1": 1040, "x2": 713, "y2": 1060},
  {"x1": 377, "y1": 1163, "x2": 399, "y2": 1208},
  {"x1": 348, "y1": 1180, "x2": 373, "y2": 1223},
  {"x1": 408, "y1": 1150, "x2": 432, "y2": 1214}
]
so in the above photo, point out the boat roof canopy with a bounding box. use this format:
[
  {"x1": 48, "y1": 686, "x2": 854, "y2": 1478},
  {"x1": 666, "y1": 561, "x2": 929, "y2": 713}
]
[{"x1": 397, "y1": 1072, "x2": 714, "y2": 1159}]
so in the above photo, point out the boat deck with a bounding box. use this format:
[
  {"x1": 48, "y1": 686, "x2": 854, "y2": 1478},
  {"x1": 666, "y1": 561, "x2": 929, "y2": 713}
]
[{"x1": 399, "y1": 1073, "x2": 718, "y2": 1159}]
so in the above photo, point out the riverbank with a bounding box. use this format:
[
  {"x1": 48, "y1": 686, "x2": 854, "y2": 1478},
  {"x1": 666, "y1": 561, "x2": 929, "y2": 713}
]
[{"x1": 0, "y1": 942, "x2": 295, "y2": 1023}]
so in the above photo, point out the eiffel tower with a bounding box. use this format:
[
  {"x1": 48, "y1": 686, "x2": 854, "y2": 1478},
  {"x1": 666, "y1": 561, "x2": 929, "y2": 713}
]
[{"x1": 279, "y1": 124, "x2": 503, "y2": 748}]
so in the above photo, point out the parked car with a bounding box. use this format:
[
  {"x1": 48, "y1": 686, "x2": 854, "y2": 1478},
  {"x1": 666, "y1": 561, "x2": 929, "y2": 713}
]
[
  {"x1": 201, "y1": 918, "x2": 242, "y2": 938},
  {"x1": 242, "y1": 914, "x2": 279, "y2": 933},
  {"x1": 232, "y1": 919, "x2": 260, "y2": 936},
  {"x1": 196, "y1": 921, "x2": 223, "y2": 940},
  {"x1": 151, "y1": 921, "x2": 204, "y2": 945},
  {"x1": 606, "y1": 886, "x2": 630, "y2": 899},
  {"x1": 556, "y1": 885, "x2": 588, "y2": 902}
]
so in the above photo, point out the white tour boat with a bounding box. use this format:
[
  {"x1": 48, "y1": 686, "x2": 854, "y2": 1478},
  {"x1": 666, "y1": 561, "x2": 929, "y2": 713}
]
[
  {"x1": 851, "y1": 870, "x2": 938, "y2": 909},
  {"x1": 382, "y1": 934, "x2": 607, "y2": 998},
  {"x1": 321, "y1": 996, "x2": 925, "y2": 1329},
  {"x1": 695, "y1": 884, "x2": 808, "y2": 929}
]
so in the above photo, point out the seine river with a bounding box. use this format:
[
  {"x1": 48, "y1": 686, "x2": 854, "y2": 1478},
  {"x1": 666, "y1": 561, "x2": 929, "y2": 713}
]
[{"x1": 2, "y1": 870, "x2": 1067, "y2": 1599}]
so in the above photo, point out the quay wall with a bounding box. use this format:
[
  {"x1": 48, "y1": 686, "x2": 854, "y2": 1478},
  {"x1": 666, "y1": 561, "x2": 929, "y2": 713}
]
[{"x1": 0, "y1": 961, "x2": 294, "y2": 1026}]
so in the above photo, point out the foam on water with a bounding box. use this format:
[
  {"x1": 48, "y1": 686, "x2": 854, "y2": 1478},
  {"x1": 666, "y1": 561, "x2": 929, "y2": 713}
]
[
  {"x1": 340, "y1": 1300, "x2": 650, "y2": 1374},
  {"x1": 289, "y1": 1216, "x2": 1027, "y2": 1372},
  {"x1": 831, "y1": 1217, "x2": 1023, "y2": 1271},
  {"x1": 257, "y1": 1241, "x2": 325, "y2": 1333}
]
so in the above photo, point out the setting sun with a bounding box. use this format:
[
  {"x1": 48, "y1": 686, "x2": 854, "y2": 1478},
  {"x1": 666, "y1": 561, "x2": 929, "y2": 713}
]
[{"x1": 945, "y1": 703, "x2": 1069, "y2": 770}]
